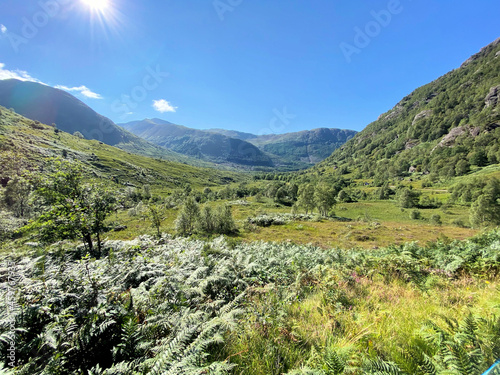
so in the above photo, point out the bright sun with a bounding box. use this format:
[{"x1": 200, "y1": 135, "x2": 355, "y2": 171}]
[{"x1": 81, "y1": 0, "x2": 110, "y2": 12}]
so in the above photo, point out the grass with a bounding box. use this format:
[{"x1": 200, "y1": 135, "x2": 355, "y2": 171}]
[{"x1": 222, "y1": 275, "x2": 499, "y2": 374}]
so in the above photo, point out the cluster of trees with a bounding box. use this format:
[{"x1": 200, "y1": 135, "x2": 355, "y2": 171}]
[
  {"x1": 450, "y1": 177, "x2": 500, "y2": 227},
  {"x1": 175, "y1": 197, "x2": 237, "y2": 236}
]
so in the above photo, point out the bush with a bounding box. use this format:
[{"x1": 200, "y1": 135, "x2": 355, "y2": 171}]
[
  {"x1": 410, "y1": 210, "x2": 421, "y2": 220},
  {"x1": 430, "y1": 214, "x2": 442, "y2": 225}
]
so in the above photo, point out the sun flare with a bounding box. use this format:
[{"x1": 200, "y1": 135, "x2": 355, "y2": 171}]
[{"x1": 81, "y1": 0, "x2": 110, "y2": 12}]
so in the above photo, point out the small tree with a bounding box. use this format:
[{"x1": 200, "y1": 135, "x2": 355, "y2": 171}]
[
  {"x1": 198, "y1": 205, "x2": 216, "y2": 234},
  {"x1": 28, "y1": 159, "x2": 115, "y2": 252},
  {"x1": 314, "y1": 183, "x2": 336, "y2": 216},
  {"x1": 214, "y1": 204, "x2": 236, "y2": 235},
  {"x1": 297, "y1": 184, "x2": 316, "y2": 214},
  {"x1": 2, "y1": 175, "x2": 32, "y2": 218},
  {"x1": 146, "y1": 203, "x2": 167, "y2": 238},
  {"x1": 175, "y1": 197, "x2": 200, "y2": 235},
  {"x1": 470, "y1": 194, "x2": 500, "y2": 228},
  {"x1": 397, "y1": 187, "x2": 419, "y2": 209}
]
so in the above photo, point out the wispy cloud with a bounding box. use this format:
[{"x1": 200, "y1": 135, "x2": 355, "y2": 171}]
[
  {"x1": 0, "y1": 63, "x2": 42, "y2": 82},
  {"x1": 0, "y1": 25, "x2": 7, "y2": 34},
  {"x1": 55, "y1": 85, "x2": 103, "y2": 99},
  {"x1": 153, "y1": 99, "x2": 177, "y2": 113}
]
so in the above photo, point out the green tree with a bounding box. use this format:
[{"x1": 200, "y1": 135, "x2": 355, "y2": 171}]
[
  {"x1": 314, "y1": 183, "x2": 336, "y2": 216},
  {"x1": 214, "y1": 204, "x2": 237, "y2": 234},
  {"x1": 2, "y1": 175, "x2": 32, "y2": 218},
  {"x1": 297, "y1": 184, "x2": 316, "y2": 214},
  {"x1": 175, "y1": 197, "x2": 200, "y2": 235},
  {"x1": 397, "y1": 187, "x2": 419, "y2": 209},
  {"x1": 198, "y1": 205, "x2": 216, "y2": 234},
  {"x1": 146, "y1": 203, "x2": 167, "y2": 238},
  {"x1": 455, "y1": 159, "x2": 470, "y2": 176},
  {"x1": 28, "y1": 160, "x2": 115, "y2": 252},
  {"x1": 470, "y1": 150, "x2": 488, "y2": 167},
  {"x1": 470, "y1": 194, "x2": 500, "y2": 228}
]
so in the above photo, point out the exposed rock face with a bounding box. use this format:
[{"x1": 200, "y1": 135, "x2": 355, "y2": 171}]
[
  {"x1": 485, "y1": 85, "x2": 500, "y2": 108},
  {"x1": 412, "y1": 110, "x2": 432, "y2": 125},
  {"x1": 405, "y1": 139, "x2": 419, "y2": 150},
  {"x1": 439, "y1": 126, "x2": 466, "y2": 147},
  {"x1": 496, "y1": 51, "x2": 500, "y2": 58}
]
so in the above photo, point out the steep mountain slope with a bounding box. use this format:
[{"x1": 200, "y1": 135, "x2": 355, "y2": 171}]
[
  {"x1": 0, "y1": 79, "x2": 202, "y2": 165},
  {"x1": 315, "y1": 37, "x2": 500, "y2": 181},
  {"x1": 0, "y1": 106, "x2": 242, "y2": 190},
  {"x1": 120, "y1": 119, "x2": 274, "y2": 168}
]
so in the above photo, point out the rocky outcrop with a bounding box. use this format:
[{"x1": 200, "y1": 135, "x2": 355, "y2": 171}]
[
  {"x1": 485, "y1": 85, "x2": 500, "y2": 108},
  {"x1": 405, "y1": 139, "x2": 419, "y2": 150},
  {"x1": 412, "y1": 110, "x2": 432, "y2": 125}
]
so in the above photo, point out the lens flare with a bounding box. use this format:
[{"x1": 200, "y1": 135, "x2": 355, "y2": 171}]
[{"x1": 81, "y1": 0, "x2": 110, "y2": 12}]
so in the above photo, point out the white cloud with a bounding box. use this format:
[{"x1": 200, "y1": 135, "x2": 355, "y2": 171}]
[
  {"x1": 0, "y1": 62, "x2": 42, "y2": 82},
  {"x1": 0, "y1": 25, "x2": 7, "y2": 34},
  {"x1": 152, "y1": 99, "x2": 177, "y2": 113},
  {"x1": 0, "y1": 63, "x2": 103, "y2": 100},
  {"x1": 55, "y1": 85, "x2": 103, "y2": 99}
]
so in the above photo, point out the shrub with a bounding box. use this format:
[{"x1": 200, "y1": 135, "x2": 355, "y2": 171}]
[
  {"x1": 430, "y1": 214, "x2": 442, "y2": 225},
  {"x1": 410, "y1": 210, "x2": 421, "y2": 220}
]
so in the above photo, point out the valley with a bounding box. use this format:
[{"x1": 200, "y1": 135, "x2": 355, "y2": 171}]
[{"x1": 0, "y1": 9, "x2": 499, "y2": 374}]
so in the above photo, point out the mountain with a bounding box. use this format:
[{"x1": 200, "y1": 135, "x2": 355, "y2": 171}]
[
  {"x1": 208, "y1": 127, "x2": 357, "y2": 168},
  {"x1": 0, "y1": 79, "x2": 201, "y2": 165},
  {"x1": 119, "y1": 119, "x2": 274, "y2": 168},
  {"x1": 245, "y1": 128, "x2": 357, "y2": 166},
  {"x1": 0, "y1": 105, "x2": 242, "y2": 190},
  {"x1": 206, "y1": 128, "x2": 257, "y2": 141},
  {"x1": 123, "y1": 120, "x2": 356, "y2": 171},
  {"x1": 314, "y1": 37, "x2": 500, "y2": 181}
]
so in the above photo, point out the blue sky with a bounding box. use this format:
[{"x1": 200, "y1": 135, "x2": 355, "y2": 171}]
[{"x1": 0, "y1": 0, "x2": 499, "y2": 134}]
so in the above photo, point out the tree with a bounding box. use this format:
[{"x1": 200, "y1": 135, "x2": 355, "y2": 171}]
[
  {"x1": 28, "y1": 159, "x2": 115, "y2": 252},
  {"x1": 175, "y1": 197, "x2": 200, "y2": 235},
  {"x1": 214, "y1": 204, "x2": 237, "y2": 235},
  {"x1": 198, "y1": 205, "x2": 216, "y2": 234},
  {"x1": 470, "y1": 150, "x2": 488, "y2": 167},
  {"x1": 297, "y1": 184, "x2": 316, "y2": 214},
  {"x1": 470, "y1": 194, "x2": 500, "y2": 228},
  {"x1": 397, "y1": 187, "x2": 419, "y2": 209},
  {"x1": 146, "y1": 203, "x2": 167, "y2": 238},
  {"x1": 314, "y1": 183, "x2": 336, "y2": 216},
  {"x1": 455, "y1": 159, "x2": 470, "y2": 176},
  {"x1": 2, "y1": 175, "x2": 32, "y2": 217}
]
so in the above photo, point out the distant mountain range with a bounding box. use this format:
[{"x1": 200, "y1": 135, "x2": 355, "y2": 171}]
[
  {"x1": 119, "y1": 119, "x2": 274, "y2": 168},
  {"x1": 0, "y1": 78, "x2": 356, "y2": 171},
  {"x1": 120, "y1": 120, "x2": 356, "y2": 170}
]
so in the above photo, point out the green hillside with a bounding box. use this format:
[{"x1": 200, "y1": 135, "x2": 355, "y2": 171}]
[
  {"x1": 0, "y1": 106, "x2": 243, "y2": 193},
  {"x1": 315, "y1": 37, "x2": 500, "y2": 181}
]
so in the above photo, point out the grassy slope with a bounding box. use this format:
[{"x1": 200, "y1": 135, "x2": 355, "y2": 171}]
[{"x1": 0, "y1": 107, "x2": 244, "y2": 193}]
